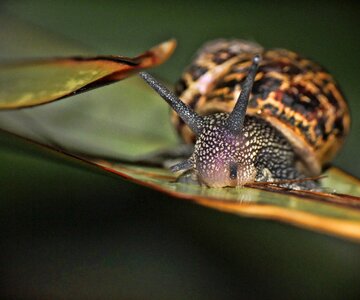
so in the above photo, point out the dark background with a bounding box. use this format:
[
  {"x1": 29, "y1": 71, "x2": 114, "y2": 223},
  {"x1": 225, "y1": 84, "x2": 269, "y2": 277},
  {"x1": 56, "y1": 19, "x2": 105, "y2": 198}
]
[{"x1": 1, "y1": 1, "x2": 360, "y2": 299}]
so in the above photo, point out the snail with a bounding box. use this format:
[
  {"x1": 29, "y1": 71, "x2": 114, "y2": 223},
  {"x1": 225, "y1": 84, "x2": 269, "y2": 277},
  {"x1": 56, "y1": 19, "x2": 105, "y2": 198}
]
[{"x1": 139, "y1": 39, "x2": 350, "y2": 189}]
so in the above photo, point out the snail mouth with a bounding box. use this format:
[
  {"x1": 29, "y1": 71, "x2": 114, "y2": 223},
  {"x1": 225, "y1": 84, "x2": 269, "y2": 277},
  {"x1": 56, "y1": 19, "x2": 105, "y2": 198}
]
[
  {"x1": 198, "y1": 167, "x2": 257, "y2": 188},
  {"x1": 201, "y1": 178, "x2": 249, "y2": 188},
  {"x1": 196, "y1": 169, "x2": 232, "y2": 188}
]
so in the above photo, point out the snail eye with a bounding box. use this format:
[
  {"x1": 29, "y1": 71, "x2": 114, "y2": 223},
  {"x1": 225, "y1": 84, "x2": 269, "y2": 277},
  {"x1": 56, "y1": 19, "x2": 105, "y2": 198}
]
[{"x1": 229, "y1": 162, "x2": 238, "y2": 180}]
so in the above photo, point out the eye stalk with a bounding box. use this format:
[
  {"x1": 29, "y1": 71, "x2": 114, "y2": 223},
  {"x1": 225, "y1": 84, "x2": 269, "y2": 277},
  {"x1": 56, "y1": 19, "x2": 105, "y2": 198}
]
[
  {"x1": 139, "y1": 71, "x2": 204, "y2": 136},
  {"x1": 139, "y1": 54, "x2": 260, "y2": 138},
  {"x1": 226, "y1": 54, "x2": 261, "y2": 134}
]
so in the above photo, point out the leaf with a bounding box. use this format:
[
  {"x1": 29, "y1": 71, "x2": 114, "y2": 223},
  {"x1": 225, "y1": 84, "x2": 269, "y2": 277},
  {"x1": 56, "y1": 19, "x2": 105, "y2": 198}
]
[
  {"x1": 0, "y1": 39, "x2": 176, "y2": 110},
  {"x1": 87, "y1": 159, "x2": 360, "y2": 241},
  {"x1": 0, "y1": 76, "x2": 179, "y2": 159},
  {"x1": 3, "y1": 112, "x2": 359, "y2": 241}
]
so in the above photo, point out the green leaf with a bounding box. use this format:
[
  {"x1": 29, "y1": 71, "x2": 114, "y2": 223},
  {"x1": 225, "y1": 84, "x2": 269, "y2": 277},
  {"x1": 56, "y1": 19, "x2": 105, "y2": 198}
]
[
  {"x1": 0, "y1": 76, "x2": 179, "y2": 158},
  {"x1": 0, "y1": 39, "x2": 176, "y2": 109},
  {"x1": 87, "y1": 159, "x2": 360, "y2": 241}
]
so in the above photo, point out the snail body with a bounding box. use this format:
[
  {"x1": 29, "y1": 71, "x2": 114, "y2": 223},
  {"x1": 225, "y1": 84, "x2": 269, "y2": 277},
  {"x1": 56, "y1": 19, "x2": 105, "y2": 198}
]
[{"x1": 140, "y1": 39, "x2": 350, "y2": 189}]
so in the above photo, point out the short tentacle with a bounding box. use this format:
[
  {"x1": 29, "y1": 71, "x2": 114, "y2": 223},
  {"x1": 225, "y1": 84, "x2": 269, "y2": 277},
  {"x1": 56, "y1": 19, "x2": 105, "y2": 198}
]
[
  {"x1": 170, "y1": 159, "x2": 193, "y2": 173},
  {"x1": 139, "y1": 72, "x2": 204, "y2": 136}
]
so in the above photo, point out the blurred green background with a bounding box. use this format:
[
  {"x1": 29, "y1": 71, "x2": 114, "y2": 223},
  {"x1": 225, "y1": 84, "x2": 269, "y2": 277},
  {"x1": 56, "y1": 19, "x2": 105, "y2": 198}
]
[{"x1": 1, "y1": 1, "x2": 360, "y2": 299}]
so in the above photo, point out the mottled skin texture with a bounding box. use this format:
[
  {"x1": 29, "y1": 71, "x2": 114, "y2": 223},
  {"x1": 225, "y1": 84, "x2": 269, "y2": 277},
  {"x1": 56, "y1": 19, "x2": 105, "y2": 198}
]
[{"x1": 182, "y1": 113, "x2": 317, "y2": 189}]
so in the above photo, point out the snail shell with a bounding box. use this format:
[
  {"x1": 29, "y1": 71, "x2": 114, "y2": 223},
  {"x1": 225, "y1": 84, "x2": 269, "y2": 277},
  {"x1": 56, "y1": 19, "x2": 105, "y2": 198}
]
[{"x1": 173, "y1": 39, "x2": 350, "y2": 176}]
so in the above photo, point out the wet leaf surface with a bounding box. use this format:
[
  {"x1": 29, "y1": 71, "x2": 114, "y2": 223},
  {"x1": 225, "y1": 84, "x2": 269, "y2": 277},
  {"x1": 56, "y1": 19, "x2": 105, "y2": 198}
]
[{"x1": 90, "y1": 159, "x2": 360, "y2": 241}]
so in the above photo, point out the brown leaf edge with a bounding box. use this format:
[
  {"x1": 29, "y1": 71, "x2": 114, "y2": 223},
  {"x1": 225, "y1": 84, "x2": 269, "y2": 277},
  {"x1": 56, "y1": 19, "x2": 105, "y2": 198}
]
[
  {"x1": 96, "y1": 162, "x2": 360, "y2": 242},
  {"x1": 0, "y1": 39, "x2": 176, "y2": 110}
]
